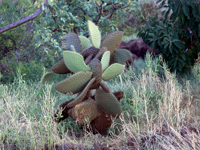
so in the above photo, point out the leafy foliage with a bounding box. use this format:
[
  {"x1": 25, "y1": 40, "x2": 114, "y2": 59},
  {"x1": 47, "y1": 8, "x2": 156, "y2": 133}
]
[
  {"x1": 0, "y1": 0, "x2": 36, "y2": 60},
  {"x1": 34, "y1": 0, "x2": 138, "y2": 57},
  {"x1": 138, "y1": 0, "x2": 200, "y2": 74}
]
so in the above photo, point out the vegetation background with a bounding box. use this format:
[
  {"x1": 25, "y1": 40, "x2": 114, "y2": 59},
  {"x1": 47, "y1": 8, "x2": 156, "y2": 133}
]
[{"x1": 0, "y1": 0, "x2": 200, "y2": 149}]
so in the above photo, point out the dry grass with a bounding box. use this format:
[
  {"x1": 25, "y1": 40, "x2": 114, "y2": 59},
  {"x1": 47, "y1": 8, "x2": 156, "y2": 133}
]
[{"x1": 0, "y1": 54, "x2": 200, "y2": 149}]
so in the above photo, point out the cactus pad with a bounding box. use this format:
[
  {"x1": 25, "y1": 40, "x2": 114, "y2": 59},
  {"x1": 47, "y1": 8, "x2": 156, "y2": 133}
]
[
  {"x1": 63, "y1": 51, "x2": 91, "y2": 73},
  {"x1": 100, "y1": 82, "x2": 110, "y2": 93},
  {"x1": 41, "y1": 72, "x2": 54, "y2": 84},
  {"x1": 88, "y1": 20, "x2": 101, "y2": 49},
  {"x1": 95, "y1": 88, "x2": 122, "y2": 117},
  {"x1": 79, "y1": 36, "x2": 92, "y2": 51},
  {"x1": 72, "y1": 99, "x2": 99, "y2": 125},
  {"x1": 102, "y1": 63, "x2": 125, "y2": 81},
  {"x1": 61, "y1": 33, "x2": 82, "y2": 53},
  {"x1": 67, "y1": 78, "x2": 96, "y2": 108},
  {"x1": 101, "y1": 31, "x2": 123, "y2": 55},
  {"x1": 88, "y1": 58, "x2": 102, "y2": 88},
  {"x1": 101, "y1": 51, "x2": 110, "y2": 72},
  {"x1": 110, "y1": 49, "x2": 131, "y2": 65},
  {"x1": 55, "y1": 71, "x2": 93, "y2": 94},
  {"x1": 51, "y1": 59, "x2": 71, "y2": 74}
]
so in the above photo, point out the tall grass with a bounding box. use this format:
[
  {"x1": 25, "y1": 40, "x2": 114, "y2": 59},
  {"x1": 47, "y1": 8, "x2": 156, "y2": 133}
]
[{"x1": 0, "y1": 54, "x2": 200, "y2": 149}]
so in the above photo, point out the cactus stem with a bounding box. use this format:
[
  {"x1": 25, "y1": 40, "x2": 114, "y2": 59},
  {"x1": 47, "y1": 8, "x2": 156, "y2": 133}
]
[
  {"x1": 94, "y1": 47, "x2": 107, "y2": 59},
  {"x1": 85, "y1": 54, "x2": 94, "y2": 65},
  {"x1": 100, "y1": 82, "x2": 110, "y2": 93}
]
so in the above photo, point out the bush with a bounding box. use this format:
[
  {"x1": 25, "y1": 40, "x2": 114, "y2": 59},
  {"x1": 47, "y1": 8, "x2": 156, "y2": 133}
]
[
  {"x1": 138, "y1": 0, "x2": 200, "y2": 75},
  {"x1": 117, "y1": 0, "x2": 160, "y2": 35},
  {"x1": 34, "y1": 0, "x2": 139, "y2": 60},
  {"x1": 0, "y1": 0, "x2": 36, "y2": 60}
]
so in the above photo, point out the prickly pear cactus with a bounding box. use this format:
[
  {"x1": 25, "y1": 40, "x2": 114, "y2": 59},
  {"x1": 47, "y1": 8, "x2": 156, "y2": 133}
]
[{"x1": 41, "y1": 20, "x2": 131, "y2": 135}]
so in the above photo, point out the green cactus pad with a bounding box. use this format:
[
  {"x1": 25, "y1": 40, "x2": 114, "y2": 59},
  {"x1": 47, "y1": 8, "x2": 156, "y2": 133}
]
[
  {"x1": 67, "y1": 78, "x2": 96, "y2": 108},
  {"x1": 41, "y1": 72, "x2": 54, "y2": 84},
  {"x1": 88, "y1": 58, "x2": 102, "y2": 88},
  {"x1": 61, "y1": 33, "x2": 82, "y2": 53},
  {"x1": 110, "y1": 49, "x2": 131, "y2": 65},
  {"x1": 79, "y1": 36, "x2": 92, "y2": 51},
  {"x1": 63, "y1": 51, "x2": 91, "y2": 73},
  {"x1": 102, "y1": 63, "x2": 125, "y2": 81},
  {"x1": 55, "y1": 71, "x2": 92, "y2": 94},
  {"x1": 88, "y1": 20, "x2": 101, "y2": 49},
  {"x1": 51, "y1": 59, "x2": 71, "y2": 74},
  {"x1": 101, "y1": 31, "x2": 123, "y2": 55},
  {"x1": 81, "y1": 46, "x2": 99, "y2": 58},
  {"x1": 101, "y1": 51, "x2": 110, "y2": 72},
  {"x1": 95, "y1": 88, "x2": 122, "y2": 117},
  {"x1": 72, "y1": 98, "x2": 99, "y2": 125}
]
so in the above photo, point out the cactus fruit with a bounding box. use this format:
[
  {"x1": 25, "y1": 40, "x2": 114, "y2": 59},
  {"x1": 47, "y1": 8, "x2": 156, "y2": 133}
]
[
  {"x1": 88, "y1": 20, "x2": 101, "y2": 49},
  {"x1": 42, "y1": 20, "x2": 132, "y2": 135},
  {"x1": 55, "y1": 71, "x2": 93, "y2": 94},
  {"x1": 71, "y1": 98, "x2": 99, "y2": 125},
  {"x1": 41, "y1": 72, "x2": 54, "y2": 84},
  {"x1": 95, "y1": 88, "x2": 122, "y2": 118},
  {"x1": 63, "y1": 51, "x2": 91, "y2": 73}
]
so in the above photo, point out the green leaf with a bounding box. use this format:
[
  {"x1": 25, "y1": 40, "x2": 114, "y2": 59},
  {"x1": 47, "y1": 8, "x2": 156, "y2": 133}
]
[
  {"x1": 183, "y1": 2, "x2": 190, "y2": 19},
  {"x1": 198, "y1": 23, "x2": 200, "y2": 37},
  {"x1": 169, "y1": 43, "x2": 173, "y2": 53}
]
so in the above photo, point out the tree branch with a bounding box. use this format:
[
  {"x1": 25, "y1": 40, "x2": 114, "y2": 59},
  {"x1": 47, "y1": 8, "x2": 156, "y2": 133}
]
[{"x1": 0, "y1": 0, "x2": 48, "y2": 34}]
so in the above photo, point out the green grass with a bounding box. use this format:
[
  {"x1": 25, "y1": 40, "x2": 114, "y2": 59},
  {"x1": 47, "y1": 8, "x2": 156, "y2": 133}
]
[{"x1": 1, "y1": 53, "x2": 200, "y2": 149}]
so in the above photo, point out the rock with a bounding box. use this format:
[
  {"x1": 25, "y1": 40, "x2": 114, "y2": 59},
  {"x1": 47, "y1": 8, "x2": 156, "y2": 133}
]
[
  {"x1": 118, "y1": 38, "x2": 158, "y2": 67},
  {"x1": 126, "y1": 38, "x2": 158, "y2": 59}
]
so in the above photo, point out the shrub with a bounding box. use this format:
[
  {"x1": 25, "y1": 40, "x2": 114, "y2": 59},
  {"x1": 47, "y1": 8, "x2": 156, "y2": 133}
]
[
  {"x1": 138, "y1": 0, "x2": 200, "y2": 75},
  {"x1": 34, "y1": 0, "x2": 139, "y2": 60},
  {"x1": 0, "y1": 0, "x2": 36, "y2": 60}
]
